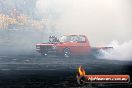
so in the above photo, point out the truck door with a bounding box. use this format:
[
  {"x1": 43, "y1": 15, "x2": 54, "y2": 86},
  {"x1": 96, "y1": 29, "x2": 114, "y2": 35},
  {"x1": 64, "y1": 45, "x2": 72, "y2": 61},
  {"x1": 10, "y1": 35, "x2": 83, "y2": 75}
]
[{"x1": 75, "y1": 35, "x2": 90, "y2": 55}]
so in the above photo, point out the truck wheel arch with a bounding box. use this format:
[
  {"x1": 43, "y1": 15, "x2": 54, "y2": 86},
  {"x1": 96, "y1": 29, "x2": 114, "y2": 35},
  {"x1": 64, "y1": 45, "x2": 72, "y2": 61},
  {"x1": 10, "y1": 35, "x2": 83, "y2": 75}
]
[{"x1": 63, "y1": 48, "x2": 71, "y2": 58}]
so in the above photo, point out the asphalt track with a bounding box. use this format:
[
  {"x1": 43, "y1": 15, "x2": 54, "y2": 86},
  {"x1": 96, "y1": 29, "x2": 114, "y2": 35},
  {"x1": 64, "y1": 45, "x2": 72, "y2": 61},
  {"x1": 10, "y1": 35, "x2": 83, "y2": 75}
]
[{"x1": 0, "y1": 55, "x2": 131, "y2": 88}]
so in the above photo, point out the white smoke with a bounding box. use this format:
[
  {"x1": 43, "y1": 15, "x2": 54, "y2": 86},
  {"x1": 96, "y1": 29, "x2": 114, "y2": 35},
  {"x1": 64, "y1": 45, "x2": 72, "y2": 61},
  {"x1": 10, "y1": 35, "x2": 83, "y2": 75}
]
[
  {"x1": 99, "y1": 40, "x2": 132, "y2": 61},
  {"x1": 35, "y1": 0, "x2": 132, "y2": 46}
]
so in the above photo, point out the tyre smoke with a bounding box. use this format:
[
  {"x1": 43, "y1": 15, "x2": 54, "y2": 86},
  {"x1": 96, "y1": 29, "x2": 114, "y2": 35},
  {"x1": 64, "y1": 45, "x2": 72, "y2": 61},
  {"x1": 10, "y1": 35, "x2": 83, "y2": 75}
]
[{"x1": 98, "y1": 40, "x2": 132, "y2": 61}]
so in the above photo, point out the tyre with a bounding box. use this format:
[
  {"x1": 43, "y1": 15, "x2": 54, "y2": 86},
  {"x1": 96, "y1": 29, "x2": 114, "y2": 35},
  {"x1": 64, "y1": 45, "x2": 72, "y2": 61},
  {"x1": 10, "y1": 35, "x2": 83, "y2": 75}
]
[{"x1": 63, "y1": 48, "x2": 71, "y2": 58}]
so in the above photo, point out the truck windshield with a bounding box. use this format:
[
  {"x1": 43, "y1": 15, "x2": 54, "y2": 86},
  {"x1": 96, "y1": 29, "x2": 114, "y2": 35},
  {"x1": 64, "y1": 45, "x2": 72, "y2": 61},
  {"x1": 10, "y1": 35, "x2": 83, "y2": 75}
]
[{"x1": 59, "y1": 35, "x2": 86, "y2": 43}]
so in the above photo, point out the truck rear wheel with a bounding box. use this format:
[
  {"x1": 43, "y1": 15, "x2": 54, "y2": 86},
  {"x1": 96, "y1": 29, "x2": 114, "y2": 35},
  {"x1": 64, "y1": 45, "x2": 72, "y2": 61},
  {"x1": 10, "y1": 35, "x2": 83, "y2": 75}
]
[{"x1": 63, "y1": 48, "x2": 71, "y2": 58}]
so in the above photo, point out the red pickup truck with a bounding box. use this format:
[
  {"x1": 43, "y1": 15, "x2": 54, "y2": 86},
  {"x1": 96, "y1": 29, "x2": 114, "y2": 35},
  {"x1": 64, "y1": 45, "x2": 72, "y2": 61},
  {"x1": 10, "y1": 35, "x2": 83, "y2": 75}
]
[{"x1": 36, "y1": 35, "x2": 112, "y2": 58}]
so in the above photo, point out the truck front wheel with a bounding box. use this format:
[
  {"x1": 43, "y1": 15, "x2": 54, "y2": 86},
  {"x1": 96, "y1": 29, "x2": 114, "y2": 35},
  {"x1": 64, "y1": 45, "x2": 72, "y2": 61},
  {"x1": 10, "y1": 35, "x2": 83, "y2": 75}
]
[{"x1": 63, "y1": 48, "x2": 71, "y2": 58}]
